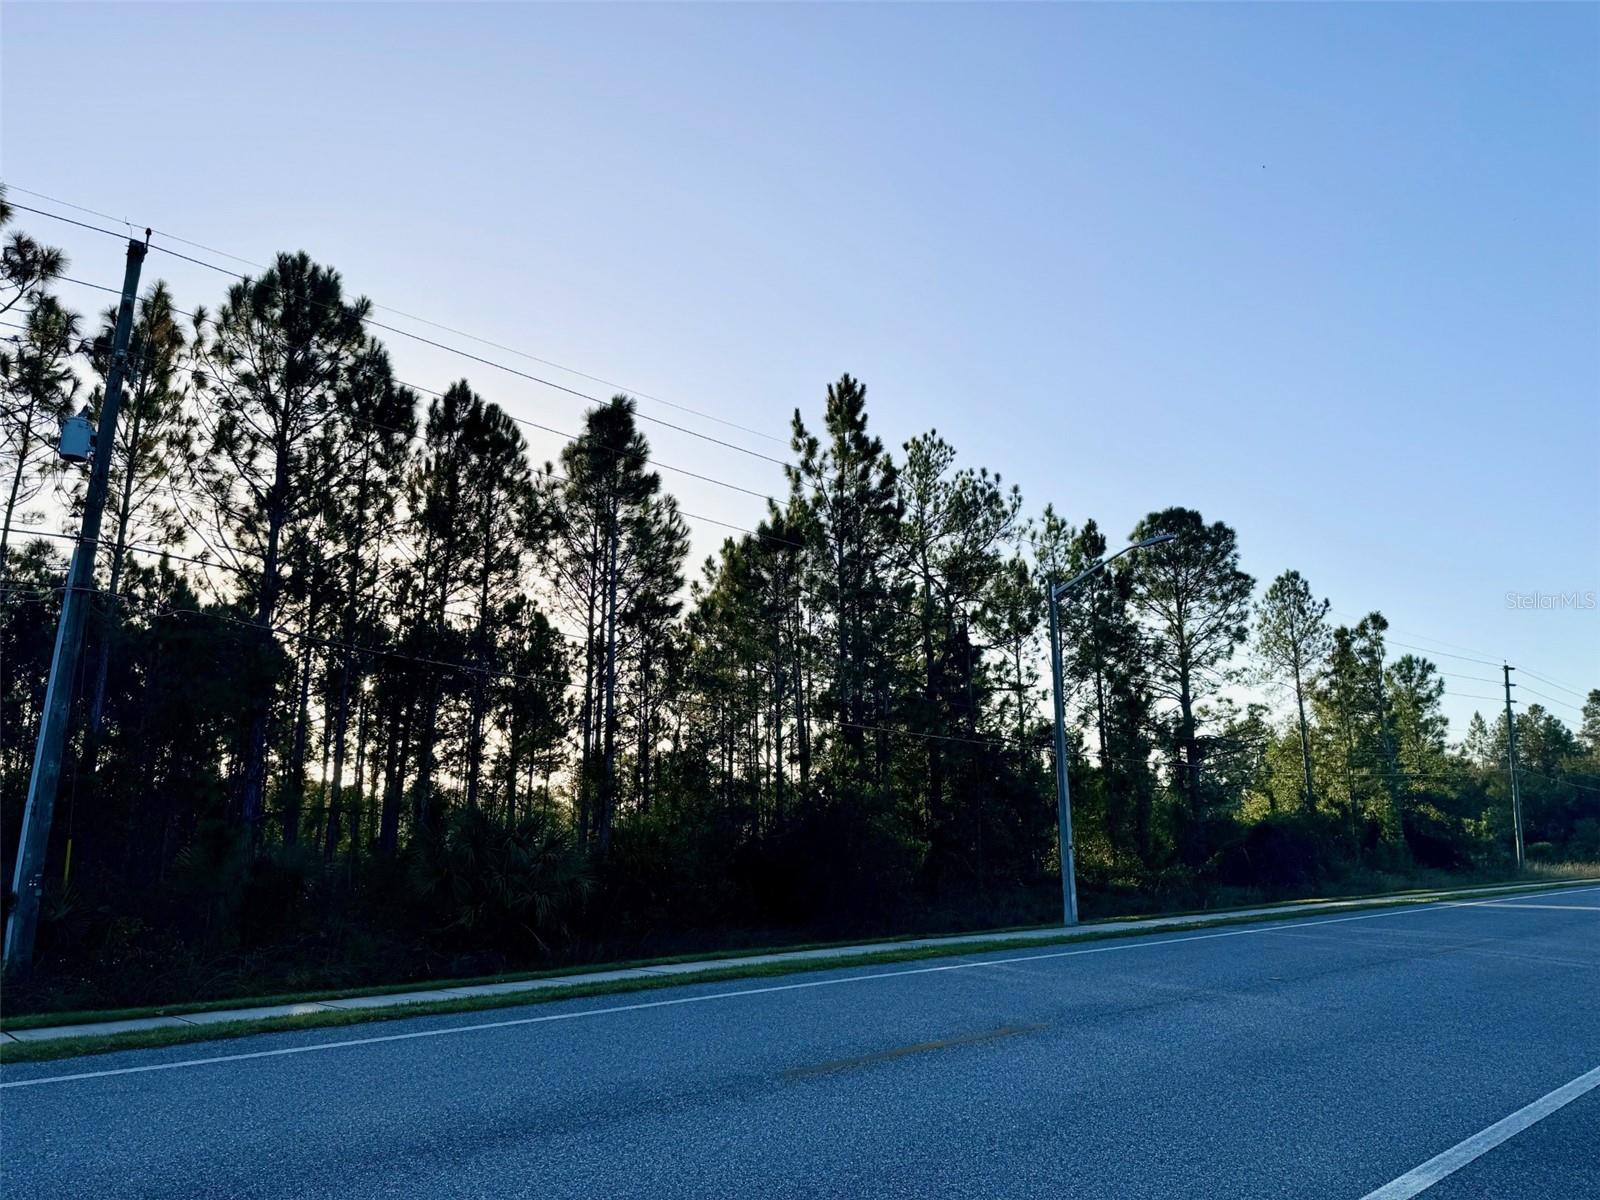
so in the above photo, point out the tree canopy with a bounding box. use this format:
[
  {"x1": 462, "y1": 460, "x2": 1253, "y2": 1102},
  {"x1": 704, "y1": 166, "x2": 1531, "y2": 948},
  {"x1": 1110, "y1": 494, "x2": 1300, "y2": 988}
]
[{"x1": 3, "y1": 205, "x2": 1595, "y2": 1011}]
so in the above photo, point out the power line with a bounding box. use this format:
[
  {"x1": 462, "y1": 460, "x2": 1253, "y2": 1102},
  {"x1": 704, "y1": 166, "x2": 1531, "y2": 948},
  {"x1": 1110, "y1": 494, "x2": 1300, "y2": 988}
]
[
  {"x1": 353, "y1": 376, "x2": 801, "y2": 548},
  {"x1": 1334, "y1": 608, "x2": 1593, "y2": 703},
  {"x1": 5, "y1": 190, "x2": 790, "y2": 454},
  {"x1": 361, "y1": 316, "x2": 789, "y2": 468},
  {"x1": 56, "y1": 274, "x2": 122, "y2": 300},
  {"x1": 24, "y1": 195, "x2": 1581, "y2": 724},
  {"x1": 369, "y1": 308, "x2": 787, "y2": 447},
  {"x1": 1, "y1": 185, "x2": 251, "y2": 270},
  {"x1": 2, "y1": 199, "x2": 130, "y2": 243},
  {"x1": 41, "y1": 272, "x2": 799, "y2": 556},
  {"x1": 103, "y1": 592, "x2": 589, "y2": 693},
  {"x1": 389, "y1": 376, "x2": 776, "y2": 504},
  {"x1": 1332, "y1": 609, "x2": 1502, "y2": 666},
  {"x1": 662, "y1": 686, "x2": 1033, "y2": 753},
  {"x1": 1518, "y1": 767, "x2": 1600, "y2": 796},
  {"x1": 1518, "y1": 668, "x2": 1589, "y2": 700},
  {"x1": 25, "y1": 230, "x2": 1015, "y2": 627},
  {"x1": 1516, "y1": 685, "x2": 1584, "y2": 715},
  {"x1": 45, "y1": 272, "x2": 791, "y2": 519},
  {"x1": 3, "y1": 180, "x2": 790, "y2": 448},
  {"x1": 1386, "y1": 639, "x2": 1501, "y2": 669},
  {"x1": 2, "y1": 525, "x2": 244, "y2": 576}
]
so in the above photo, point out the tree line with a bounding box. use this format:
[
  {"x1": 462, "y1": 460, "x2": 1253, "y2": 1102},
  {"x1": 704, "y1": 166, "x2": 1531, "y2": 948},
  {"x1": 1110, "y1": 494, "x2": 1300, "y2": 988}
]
[{"x1": 3, "y1": 197, "x2": 1598, "y2": 1009}]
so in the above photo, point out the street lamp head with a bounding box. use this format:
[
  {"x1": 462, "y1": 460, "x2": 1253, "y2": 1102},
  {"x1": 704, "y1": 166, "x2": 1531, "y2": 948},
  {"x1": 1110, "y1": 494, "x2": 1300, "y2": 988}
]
[{"x1": 1053, "y1": 531, "x2": 1177, "y2": 598}]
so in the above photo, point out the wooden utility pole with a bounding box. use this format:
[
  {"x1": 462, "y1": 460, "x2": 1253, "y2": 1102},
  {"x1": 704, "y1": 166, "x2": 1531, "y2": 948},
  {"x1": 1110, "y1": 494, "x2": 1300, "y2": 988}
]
[
  {"x1": 1503, "y1": 664, "x2": 1525, "y2": 868},
  {"x1": 4, "y1": 235, "x2": 147, "y2": 975}
]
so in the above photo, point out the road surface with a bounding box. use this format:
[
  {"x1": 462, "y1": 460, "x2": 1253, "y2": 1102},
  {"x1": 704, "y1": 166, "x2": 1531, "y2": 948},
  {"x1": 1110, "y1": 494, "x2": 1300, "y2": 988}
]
[{"x1": 2, "y1": 887, "x2": 1597, "y2": 1199}]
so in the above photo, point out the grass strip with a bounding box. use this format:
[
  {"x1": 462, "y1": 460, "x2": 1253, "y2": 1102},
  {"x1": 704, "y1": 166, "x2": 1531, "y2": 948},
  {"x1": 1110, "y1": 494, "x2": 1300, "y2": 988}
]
[
  {"x1": 6, "y1": 869, "x2": 1590, "y2": 1034},
  {"x1": 3, "y1": 876, "x2": 1593, "y2": 1066}
]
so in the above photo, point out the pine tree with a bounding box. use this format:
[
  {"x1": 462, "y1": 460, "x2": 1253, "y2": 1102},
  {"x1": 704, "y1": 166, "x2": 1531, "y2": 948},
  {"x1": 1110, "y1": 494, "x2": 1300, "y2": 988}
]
[
  {"x1": 320, "y1": 342, "x2": 416, "y2": 860},
  {"x1": 895, "y1": 430, "x2": 1021, "y2": 862},
  {"x1": 1254, "y1": 570, "x2": 1333, "y2": 812},
  {"x1": 1062, "y1": 520, "x2": 1157, "y2": 865},
  {"x1": 787, "y1": 375, "x2": 904, "y2": 780},
  {"x1": 1315, "y1": 614, "x2": 1400, "y2": 848},
  {"x1": 1, "y1": 294, "x2": 79, "y2": 579},
  {"x1": 197, "y1": 253, "x2": 369, "y2": 842},
  {"x1": 549, "y1": 396, "x2": 685, "y2": 856},
  {"x1": 1124, "y1": 507, "x2": 1254, "y2": 861},
  {"x1": 0, "y1": 197, "x2": 72, "y2": 580}
]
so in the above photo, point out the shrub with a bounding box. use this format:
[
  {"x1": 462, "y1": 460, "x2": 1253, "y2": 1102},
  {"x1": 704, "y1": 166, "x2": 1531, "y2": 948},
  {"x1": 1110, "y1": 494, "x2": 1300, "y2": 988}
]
[
  {"x1": 1214, "y1": 812, "x2": 1346, "y2": 895},
  {"x1": 405, "y1": 806, "x2": 590, "y2": 958}
]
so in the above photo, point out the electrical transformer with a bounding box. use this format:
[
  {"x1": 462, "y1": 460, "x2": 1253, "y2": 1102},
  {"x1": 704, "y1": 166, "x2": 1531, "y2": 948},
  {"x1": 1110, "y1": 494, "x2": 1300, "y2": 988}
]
[{"x1": 58, "y1": 408, "x2": 95, "y2": 464}]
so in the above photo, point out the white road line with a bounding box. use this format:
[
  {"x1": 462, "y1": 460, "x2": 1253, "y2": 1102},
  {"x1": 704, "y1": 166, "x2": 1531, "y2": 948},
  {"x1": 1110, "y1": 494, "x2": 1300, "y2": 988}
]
[
  {"x1": 1440, "y1": 886, "x2": 1600, "y2": 912},
  {"x1": 1357, "y1": 1064, "x2": 1600, "y2": 1200},
  {"x1": 7, "y1": 884, "x2": 1600, "y2": 1091},
  {"x1": 1471, "y1": 902, "x2": 1598, "y2": 912}
]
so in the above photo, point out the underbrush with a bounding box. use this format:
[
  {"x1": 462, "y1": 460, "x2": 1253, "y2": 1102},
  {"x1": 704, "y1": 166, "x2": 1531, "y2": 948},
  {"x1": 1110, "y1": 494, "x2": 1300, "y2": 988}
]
[{"x1": 8, "y1": 858, "x2": 1592, "y2": 1021}]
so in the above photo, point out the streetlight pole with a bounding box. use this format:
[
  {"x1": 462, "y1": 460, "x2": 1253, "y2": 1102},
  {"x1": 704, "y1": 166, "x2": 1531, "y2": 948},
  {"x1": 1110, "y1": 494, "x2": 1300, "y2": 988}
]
[
  {"x1": 1047, "y1": 582, "x2": 1078, "y2": 925},
  {"x1": 1047, "y1": 532, "x2": 1174, "y2": 926}
]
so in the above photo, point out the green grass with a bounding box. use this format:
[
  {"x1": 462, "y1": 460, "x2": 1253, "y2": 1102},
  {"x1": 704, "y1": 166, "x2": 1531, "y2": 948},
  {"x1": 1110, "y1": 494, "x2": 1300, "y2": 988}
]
[
  {"x1": 3, "y1": 874, "x2": 1593, "y2": 1066},
  {"x1": 1525, "y1": 859, "x2": 1600, "y2": 880},
  {"x1": 10, "y1": 866, "x2": 1591, "y2": 1034}
]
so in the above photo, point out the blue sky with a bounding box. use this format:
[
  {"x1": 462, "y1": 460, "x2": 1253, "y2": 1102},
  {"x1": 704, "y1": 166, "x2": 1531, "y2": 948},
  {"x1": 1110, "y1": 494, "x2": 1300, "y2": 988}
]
[{"x1": 3, "y1": 2, "x2": 1595, "y2": 732}]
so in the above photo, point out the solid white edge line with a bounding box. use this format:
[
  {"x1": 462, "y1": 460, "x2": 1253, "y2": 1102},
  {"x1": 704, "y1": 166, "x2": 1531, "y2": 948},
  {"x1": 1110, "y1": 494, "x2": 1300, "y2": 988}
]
[
  {"x1": 1357, "y1": 1063, "x2": 1600, "y2": 1200},
  {"x1": 6, "y1": 884, "x2": 1600, "y2": 1091}
]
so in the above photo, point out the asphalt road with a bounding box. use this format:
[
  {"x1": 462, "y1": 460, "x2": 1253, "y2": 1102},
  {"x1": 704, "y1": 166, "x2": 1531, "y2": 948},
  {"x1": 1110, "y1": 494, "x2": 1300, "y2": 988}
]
[{"x1": 3, "y1": 887, "x2": 1597, "y2": 1200}]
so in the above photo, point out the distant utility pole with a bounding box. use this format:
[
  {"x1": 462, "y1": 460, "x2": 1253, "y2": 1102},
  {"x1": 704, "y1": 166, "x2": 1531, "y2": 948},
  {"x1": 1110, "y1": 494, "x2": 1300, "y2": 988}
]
[
  {"x1": 1502, "y1": 663, "x2": 1524, "y2": 870},
  {"x1": 3, "y1": 235, "x2": 147, "y2": 976}
]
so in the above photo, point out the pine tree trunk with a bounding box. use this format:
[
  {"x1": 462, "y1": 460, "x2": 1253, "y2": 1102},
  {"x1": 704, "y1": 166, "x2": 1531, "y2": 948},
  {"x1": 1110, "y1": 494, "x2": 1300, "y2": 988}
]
[
  {"x1": 772, "y1": 639, "x2": 784, "y2": 829},
  {"x1": 238, "y1": 449, "x2": 290, "y2": 844},
  {"x1": 1177, "y1": 651, "x2": 1203, "y2": 863},
  {"x1": 325, "y1": 445, "x2": 371, "y2": 860},
  {"x1": 414, "y1": 674, "x2": 442, "y2": 834},
  {"x1": 922, "y1": 575, "x2": 941, "y2": 836},
  {"x1": 578, "y1": 583, "x2": 597, "y2": 846},
  {"x1": 351, "y1": 682, "x2": 370, "y2": 864},
  {"x1": 597, "y1": 508, "x2": 621, "y2": 858},
  {"x1": 795, "y1": 595, "x2": 811, "y2": 792},
  {"x1": 630, "y1": 649, "x2": 643, "y2": 819},
  {"x1": 283, "y1": 618, "x2": 315, "y2": 847},
  {"x1": 1293, "y1": 659, "x2": 1315, "y2": 812},
  {"x1": 379, "y1": 693, "x2": 407, "y2": 854},
  {"x1": 0, "y1": 388, "x2": 40, "y2": 582}
]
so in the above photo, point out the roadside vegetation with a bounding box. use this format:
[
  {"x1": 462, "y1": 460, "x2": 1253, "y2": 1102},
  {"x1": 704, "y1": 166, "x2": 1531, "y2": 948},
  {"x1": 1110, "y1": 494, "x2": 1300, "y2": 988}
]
[
  {"x1": 6, "y1": 876, "x2": 1592, "y2": 1065},
  {"x1": 4, "y1": 190, "x2": 1598, "y2": 1018}
]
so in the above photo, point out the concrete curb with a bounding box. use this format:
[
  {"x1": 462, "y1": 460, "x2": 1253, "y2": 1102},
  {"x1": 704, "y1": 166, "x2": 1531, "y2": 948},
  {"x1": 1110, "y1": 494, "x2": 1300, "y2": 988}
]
[{"x1": 7, "y1": 877, "x2": 1593, "y2": 1044}]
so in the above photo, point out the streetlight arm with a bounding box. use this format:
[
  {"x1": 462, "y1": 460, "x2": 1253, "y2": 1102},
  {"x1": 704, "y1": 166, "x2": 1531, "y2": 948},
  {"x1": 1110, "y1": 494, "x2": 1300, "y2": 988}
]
[{"x1": 1052, "y1": 532, "x2": 1174, "y2": 599}]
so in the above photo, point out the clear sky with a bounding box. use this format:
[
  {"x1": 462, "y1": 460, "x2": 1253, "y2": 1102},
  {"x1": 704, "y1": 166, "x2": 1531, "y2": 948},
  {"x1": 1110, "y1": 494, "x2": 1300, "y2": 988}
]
[{"x1": 3, "y1": 2, "x2": 1596, "y2": 734}]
